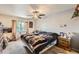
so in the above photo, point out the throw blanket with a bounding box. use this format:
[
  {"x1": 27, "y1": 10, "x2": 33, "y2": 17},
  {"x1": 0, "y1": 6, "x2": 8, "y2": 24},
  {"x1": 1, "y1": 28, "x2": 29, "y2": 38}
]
[{"x1": 21, "y1": 34, "x2": 57, "y2": 54}]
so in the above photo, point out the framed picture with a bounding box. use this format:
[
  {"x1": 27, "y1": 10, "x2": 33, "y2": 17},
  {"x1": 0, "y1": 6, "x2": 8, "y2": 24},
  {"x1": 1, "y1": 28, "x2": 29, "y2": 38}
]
[{"x1": 29, "y1": 21, "x2": 33, "y2": 28}]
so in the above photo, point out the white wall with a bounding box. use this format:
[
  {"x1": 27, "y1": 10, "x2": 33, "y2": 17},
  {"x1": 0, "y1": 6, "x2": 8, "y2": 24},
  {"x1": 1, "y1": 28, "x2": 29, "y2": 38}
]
[
  {"x1": 0, "y1": 14, "x2": 12, "y2": 27},
  {"x1": 0, "y1": 14, "x2": 35, "y2": 34},
  {"x1": 36, "y1": 9, "x2": 79, "y2": 33}
]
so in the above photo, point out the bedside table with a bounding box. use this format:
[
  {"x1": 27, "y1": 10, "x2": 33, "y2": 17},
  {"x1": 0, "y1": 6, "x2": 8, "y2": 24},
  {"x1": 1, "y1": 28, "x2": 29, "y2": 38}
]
[{"x1": 58, "y1": 37, "x2": 71, "y2": 51}]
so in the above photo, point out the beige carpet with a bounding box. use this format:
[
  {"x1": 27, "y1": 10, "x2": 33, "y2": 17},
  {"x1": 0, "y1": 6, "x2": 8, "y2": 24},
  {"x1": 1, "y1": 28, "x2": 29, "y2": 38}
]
[
  {"x1": 0, "y1": 39, "x2": 78, "y2": 54},
  {"x1": 43, "y1": 46, "x2": 78, "y2": 54},
  {"x1": 2, "y1": 39, "x2": 27, "y2": 54}
]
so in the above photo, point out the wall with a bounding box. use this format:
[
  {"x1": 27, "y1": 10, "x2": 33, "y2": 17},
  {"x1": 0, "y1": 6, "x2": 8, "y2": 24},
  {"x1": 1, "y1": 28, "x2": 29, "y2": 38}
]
[
  {"x1": 0, "y1": 14, "x2": 13, "y2": 27},
  {"x1": 36, "y1": 8, "x2": 79, "y2": 33},
  {"x1": 0, "y1": 14, "x2": 35, "y2": 34}
]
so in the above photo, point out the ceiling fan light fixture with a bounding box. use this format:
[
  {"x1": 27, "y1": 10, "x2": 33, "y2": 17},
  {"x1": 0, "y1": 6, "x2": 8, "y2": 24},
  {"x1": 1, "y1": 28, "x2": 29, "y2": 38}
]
[
  {"x1": 27, "y1": 10, "x2": 45, "y2": 19},
  {"x1": 32, "y1": 10, "x2": 39, "y2": 14}
]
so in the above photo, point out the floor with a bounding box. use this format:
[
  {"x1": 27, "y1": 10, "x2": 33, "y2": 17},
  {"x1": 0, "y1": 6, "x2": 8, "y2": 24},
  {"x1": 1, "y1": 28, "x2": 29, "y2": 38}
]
[
  {"x1": 0, "y1": 39, "x2": 78, "y2": 54},
  {"x1": 2, "y1": 39, "x2": 27, "y2": 54},
  {"x1": 43, "y1": 46, "x2": 78, "y2": 54}
]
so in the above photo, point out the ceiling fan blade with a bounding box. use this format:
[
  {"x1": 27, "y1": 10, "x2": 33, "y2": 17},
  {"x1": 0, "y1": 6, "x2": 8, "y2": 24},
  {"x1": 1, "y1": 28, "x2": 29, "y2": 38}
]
[
  {"x1": 39, "y1": 14, "x2": 45, "y2": 16},
  {"x1": 38, "y1": 16, "x2": 42, "y2": 19}
]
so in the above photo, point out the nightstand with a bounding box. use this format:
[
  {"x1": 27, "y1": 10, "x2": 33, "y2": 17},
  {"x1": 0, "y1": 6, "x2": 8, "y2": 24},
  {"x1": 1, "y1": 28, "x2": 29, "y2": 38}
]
[{"x1": 58, "y1": 37, "x2": 71, "y2": 51}]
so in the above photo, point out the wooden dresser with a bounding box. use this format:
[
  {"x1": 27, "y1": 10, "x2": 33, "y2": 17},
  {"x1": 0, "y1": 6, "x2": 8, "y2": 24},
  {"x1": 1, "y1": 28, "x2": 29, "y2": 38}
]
[{"x1": 58, "y1": 37, "x2": 71, "y2": 51}]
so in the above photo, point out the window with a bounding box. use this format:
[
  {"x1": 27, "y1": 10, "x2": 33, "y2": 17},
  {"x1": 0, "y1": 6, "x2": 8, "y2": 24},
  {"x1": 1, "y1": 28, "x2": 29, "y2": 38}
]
[{"x1": 16, "y1": 20, "x2": 27, "y2": 34}]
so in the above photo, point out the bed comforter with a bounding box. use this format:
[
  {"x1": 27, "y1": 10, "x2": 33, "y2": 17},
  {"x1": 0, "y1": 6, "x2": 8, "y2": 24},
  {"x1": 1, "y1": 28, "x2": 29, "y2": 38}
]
[{"x1": 21, "y1": 34, "x2": 57, "y2": 54}]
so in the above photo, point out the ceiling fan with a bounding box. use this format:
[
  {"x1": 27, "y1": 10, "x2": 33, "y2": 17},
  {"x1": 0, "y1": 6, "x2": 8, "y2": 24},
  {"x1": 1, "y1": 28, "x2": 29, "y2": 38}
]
[{"x1": 27, "y1": 10, "x2": 45, "y2": 19}]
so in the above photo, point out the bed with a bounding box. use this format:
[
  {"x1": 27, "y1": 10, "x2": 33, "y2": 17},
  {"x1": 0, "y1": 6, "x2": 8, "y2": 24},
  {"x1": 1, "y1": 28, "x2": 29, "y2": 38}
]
[{"x1": 21, "y1": 32, "x2": 59, "y2": 54}]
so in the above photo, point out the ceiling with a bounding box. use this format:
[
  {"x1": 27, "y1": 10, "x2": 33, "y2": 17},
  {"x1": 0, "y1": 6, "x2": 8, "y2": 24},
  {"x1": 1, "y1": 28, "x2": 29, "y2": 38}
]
[{"x1": 0, "y1": 4, "x2": 75, "y2": 18}]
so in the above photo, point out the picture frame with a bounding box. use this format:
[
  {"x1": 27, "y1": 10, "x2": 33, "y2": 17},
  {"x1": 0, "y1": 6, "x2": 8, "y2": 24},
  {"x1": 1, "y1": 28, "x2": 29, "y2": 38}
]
[{"x1": 29, "y1": 21, "x2": 33, "y2": 28}]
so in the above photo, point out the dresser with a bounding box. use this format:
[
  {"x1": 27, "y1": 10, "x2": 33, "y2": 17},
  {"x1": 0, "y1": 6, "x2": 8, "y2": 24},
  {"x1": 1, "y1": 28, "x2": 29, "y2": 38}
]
[{"x1": 58, "y1": 37, "x2": 71, "y2": 51}]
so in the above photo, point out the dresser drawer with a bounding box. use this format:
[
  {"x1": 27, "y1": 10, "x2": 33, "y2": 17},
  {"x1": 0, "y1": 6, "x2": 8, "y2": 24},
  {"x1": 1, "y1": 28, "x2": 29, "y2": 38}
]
[{"x1": 58, "y1": 37, "x2": 71, "y2": 50}]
